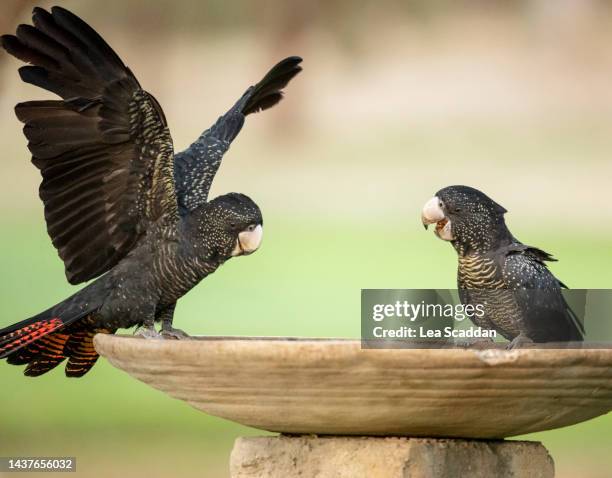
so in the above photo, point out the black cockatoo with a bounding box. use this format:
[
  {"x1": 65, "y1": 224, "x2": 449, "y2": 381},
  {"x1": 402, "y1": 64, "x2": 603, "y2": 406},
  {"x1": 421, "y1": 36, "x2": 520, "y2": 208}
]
[
  {"x1": 421, "y1": 185, "x2": 584, "y2": 348},
  {"x1": 0, "y1": 6, "x2": 302, "y2": 376}
]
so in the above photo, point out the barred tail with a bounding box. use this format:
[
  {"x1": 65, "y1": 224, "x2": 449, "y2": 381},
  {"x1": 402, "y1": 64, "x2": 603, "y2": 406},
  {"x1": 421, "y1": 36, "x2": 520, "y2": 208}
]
[
  {"x1": 0, "y1": 317, "x2": 64, "y2": 358},
  {"x1": 0, "y1": 309, "x2": 110, "y2": 377}
]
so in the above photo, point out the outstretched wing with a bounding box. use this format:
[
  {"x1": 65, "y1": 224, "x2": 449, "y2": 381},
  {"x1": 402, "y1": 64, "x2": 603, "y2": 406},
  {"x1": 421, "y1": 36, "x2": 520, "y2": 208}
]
[
  {"x1": 503, "y1": 247, "x2": 584, "y2": 342},
  {"x1": 1, "y1": 6, "x2": 178, "y2": 284},
  {"x1": 174, "y1": 56, "x2": 302, "y2": 214}
]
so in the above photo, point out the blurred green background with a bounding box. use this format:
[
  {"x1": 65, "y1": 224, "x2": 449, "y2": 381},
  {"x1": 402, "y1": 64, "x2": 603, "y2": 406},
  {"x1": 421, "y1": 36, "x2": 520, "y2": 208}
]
[{"x1": 1, "y1": 0, "x2": 611, "y2": 477}]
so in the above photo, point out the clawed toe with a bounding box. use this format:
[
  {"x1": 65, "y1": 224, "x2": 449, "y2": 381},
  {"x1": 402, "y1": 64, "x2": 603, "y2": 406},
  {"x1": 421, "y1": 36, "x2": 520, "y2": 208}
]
[
  {"x1": 506, "y1": 334, "x2": 533, "y2": 350},
  {"x1": 161, "y1": 328, "x2": 192, "y2": 340},
  {"x1": 134, "y1": 326, "x2": 162, "y2": 339}
]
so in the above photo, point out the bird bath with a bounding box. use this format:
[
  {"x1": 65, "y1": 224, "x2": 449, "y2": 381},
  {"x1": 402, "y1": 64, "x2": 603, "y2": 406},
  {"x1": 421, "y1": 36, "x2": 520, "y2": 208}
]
[
  {"x1": 94, "y1": 335, "x2": 612, "y2": 476},
  {"x1": 93, "y1": 335, "x2": 612, "y2": 439}
]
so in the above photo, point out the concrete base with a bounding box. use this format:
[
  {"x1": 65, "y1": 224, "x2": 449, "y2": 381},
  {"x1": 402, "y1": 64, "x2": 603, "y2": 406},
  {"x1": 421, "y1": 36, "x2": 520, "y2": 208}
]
[{"x1": 230, "y1": 436, "x2": 554, "y2": 478}]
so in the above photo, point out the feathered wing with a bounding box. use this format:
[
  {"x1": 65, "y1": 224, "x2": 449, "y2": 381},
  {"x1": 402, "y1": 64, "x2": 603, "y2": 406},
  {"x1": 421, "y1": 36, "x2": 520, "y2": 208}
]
[
  {"x1": 174, "y1": 56, "x2": 302, "y2": 214},
  {"x1": 1, "y1": 6, "x2": 178, "y2": 284},
  {"x1": 503, "y1": 247, "x2": 584, "y2": 342}
]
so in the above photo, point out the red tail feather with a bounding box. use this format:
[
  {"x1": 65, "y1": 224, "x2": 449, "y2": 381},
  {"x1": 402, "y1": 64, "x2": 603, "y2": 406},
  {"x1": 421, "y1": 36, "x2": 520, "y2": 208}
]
[{"x1": 0, "y1": 318, "x2": 64, "y2": 359}]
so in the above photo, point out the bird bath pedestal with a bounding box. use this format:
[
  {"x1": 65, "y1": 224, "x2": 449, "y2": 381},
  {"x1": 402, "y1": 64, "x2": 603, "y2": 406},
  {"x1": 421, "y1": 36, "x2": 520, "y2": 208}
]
[{"x1": 94, "y1": 336, "x2": 612, "y2": 477}]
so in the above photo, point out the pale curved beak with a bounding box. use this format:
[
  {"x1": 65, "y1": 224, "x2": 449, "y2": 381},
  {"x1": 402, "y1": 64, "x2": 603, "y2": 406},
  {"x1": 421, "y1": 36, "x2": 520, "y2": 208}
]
[
  {"x1": 421, "y1": 196, "x2": 445, "y2": 228},
  {"x1": 232, "y1": 225, "x2": 263, "y2": 256},
  {"x1": 421, "y1": 196, "x2": 454, "y2": 241}
]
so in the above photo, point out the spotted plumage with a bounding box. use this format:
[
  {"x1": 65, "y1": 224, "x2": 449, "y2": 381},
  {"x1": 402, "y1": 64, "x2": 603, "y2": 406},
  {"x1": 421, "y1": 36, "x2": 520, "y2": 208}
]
[
  {"x1": 0, "y1": 6, "x2": 302, "y2": 376},
  {"x1": 422, "y1": 185, "x2": 584, "y2": 347}
]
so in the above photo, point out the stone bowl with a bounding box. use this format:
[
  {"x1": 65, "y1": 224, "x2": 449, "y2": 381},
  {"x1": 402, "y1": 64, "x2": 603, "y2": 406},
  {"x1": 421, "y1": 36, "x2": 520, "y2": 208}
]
[{"x1": 93, "y1": 335, "x2": 612, "y2": 439}]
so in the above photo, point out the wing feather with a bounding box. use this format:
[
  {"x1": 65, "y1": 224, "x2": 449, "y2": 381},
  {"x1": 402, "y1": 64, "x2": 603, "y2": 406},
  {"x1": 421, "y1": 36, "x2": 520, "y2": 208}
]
[
  {"x1": 2, "y1": 6, "x2": 177, "y2": 284},
  {"x1": 503, "y1": 249, "x2": 584, "y2": 341},
  {"x1": 174, "y1": 56, "x2": 302, "y2": 214}
]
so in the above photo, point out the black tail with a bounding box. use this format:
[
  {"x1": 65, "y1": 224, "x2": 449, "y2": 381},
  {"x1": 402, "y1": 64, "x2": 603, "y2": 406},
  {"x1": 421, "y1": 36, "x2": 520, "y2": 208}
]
[
  {"x1": 0, "y1": 306, "x2": 110, "y2": 377},
  {"x1": 241, "y1": 56, "x2": 303, "y2": 115}
]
